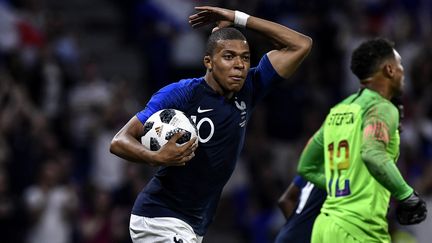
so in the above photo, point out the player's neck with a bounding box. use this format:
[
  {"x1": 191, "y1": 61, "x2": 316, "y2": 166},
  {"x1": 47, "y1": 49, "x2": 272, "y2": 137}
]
[
  {"x1": 361, "y1": 78, "x2": 393, "y2": 100},
  {"x1": 204, "y1": 73, "x2": 234, "y2": 99}
]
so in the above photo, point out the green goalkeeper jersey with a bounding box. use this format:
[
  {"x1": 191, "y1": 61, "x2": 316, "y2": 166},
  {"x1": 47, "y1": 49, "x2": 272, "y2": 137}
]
[{"x1": 301, "y1": 88, "x2": 413, "y2": 242}]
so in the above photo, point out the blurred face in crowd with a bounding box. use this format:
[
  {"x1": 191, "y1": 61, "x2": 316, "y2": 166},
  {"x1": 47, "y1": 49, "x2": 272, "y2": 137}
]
[{"x1": 39, "y1": 160, "x2": 62, "y2": 187}]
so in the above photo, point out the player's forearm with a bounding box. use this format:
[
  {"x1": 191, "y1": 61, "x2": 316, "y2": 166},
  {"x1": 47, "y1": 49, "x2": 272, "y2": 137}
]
[
  {"x1": 297, "y1": 163, "x2": 326, "y2": 189},
  {"x1": 246, "y1": 16, "x2": 312, "y2": 53},
  {"x1": 278, "y1": 183, "x2": 300, "y2": 219},
  {"x1": 297, "y1": 139, "x2": 326, "y2": 189},
  {"x1": 110, "y1": 134, "x2": 157, "y2": 166},
  {"x1": 361, "y1": 144, "x2": 413, "y2": 201},
  {"x1": 278, "y1": 199, "x2": 297, "y2": 219},
  {"x1": 245, "y1": 15, "x2": 311, "y2": 78}
]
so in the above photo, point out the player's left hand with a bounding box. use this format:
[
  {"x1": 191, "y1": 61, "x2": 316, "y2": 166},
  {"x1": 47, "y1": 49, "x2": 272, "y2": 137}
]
[
  {"x1": 396, "y1": 192, "x2": 427, "y2": 225},
  {"x1": 189, "y1": 6, "x2": 235, "y2": 32},
  {"x1": 151, "y1": 132, "x2": 198, "y2": 167}
]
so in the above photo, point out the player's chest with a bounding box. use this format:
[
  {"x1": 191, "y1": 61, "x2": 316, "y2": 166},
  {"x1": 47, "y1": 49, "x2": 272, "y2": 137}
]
[{"x1": 187, "y1": 95, "x2": 250, "y2": 143}]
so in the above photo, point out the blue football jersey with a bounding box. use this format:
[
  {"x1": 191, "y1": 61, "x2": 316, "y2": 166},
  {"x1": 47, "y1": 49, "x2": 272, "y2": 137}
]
[
  {"x1": 275, "y1": 176, "x2": 327, "y2": 243},
  {"x1": 132, "y1": 54, "x2": 283, "y2": 235}
]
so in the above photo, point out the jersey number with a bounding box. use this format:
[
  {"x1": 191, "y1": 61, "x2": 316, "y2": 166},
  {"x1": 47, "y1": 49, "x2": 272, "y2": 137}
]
[
  {"x1": 191, "y1": 116, "x2": 215, "y2": 143},
  {"x1": 327, "y1": 140, "x2": 351, "y2": 197}
]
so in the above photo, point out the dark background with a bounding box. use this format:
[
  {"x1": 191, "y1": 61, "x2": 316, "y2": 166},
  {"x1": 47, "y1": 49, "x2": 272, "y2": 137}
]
[{"x1": 0, "y1": 0, "x2": 431, "y2": 242}]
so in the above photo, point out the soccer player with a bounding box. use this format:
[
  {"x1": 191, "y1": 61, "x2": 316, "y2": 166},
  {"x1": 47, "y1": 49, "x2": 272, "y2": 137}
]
[
  {"x1": 297, "y1": 38, "x2": 427, "y2": 243},
  {"x1": 109, "y1": 6, "x2": 312, "y2": 243},
  {"x1": 274, "y1": 175, "x2": 326, "y2": 243}
]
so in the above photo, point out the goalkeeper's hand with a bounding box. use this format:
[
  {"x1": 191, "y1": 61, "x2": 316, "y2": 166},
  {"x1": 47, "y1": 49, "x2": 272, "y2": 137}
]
[{"x1": 396, "y1": 192, "x2": 427, "y2": 225}]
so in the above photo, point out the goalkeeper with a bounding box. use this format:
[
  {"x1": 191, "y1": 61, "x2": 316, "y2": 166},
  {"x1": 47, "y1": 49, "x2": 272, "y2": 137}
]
[{"x1": 298, "y1": 38, "x2": 427, "y2": 243}]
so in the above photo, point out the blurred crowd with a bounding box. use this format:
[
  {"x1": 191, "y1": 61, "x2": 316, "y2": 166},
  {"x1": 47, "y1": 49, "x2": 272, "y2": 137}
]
[{"x1": 1, "y1": 0, "x2": 432, "y2": 243}]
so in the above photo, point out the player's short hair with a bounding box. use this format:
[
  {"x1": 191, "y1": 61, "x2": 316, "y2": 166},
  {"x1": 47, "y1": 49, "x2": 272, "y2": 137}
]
[
  {"x1": 350, "y1": 38, "x2": 395, "y2": 80},
  {"x1": 206, "y1": 27, "x2": 247, "y2": 56}
]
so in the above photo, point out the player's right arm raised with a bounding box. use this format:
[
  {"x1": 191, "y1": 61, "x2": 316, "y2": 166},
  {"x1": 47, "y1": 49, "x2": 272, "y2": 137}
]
[
  {"x1": 110, "y1": 116, "x2": 197, "y2": 166},
  {"x1": 245, "y1": 11, "x2": 312, "y2": 79},
  {"x1": 189, "y1": 6, "x2": 312, "y2": 79}
]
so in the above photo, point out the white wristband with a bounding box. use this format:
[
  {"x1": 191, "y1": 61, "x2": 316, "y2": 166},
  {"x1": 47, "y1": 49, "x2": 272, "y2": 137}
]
[{"x1": 234, "y1": 10, "x2": 250, "y2": 28}]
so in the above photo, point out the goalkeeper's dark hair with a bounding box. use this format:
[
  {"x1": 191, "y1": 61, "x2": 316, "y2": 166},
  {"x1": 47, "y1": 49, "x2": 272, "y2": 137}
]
[
  {"x1": 350, "y1": 38, "x2": 395, "y2": 80},
  {"x1": 206, "y1": 27, "x2": 247, "y2": 56}
]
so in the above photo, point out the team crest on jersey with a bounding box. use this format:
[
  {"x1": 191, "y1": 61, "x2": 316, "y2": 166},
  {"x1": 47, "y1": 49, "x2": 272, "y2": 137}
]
[{"x1": 235, "y1": 97, "x2": 247, "y2": 127}]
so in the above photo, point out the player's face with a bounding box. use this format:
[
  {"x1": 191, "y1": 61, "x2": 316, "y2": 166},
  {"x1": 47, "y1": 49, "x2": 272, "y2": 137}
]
[
  {"x1": 205, "y1": 39, "x2": 250, "y2": 96},
  {"x1": 391, "y1": 49, "x2": 405, "y2": 96}
]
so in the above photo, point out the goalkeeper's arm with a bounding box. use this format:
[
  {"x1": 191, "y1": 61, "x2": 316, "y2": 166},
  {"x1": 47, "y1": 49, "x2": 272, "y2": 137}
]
[
  {"x1": 361, "y1": 103, "x2": 413, "y2": 200},
  {"x1": 297, "y1": 127, "x2": 326, "y2": 189},
  {"x1": 362, "y1": 102, "x2": 426, "y2": 225},
  {"x1": 361, "y1": 142, "x2": 413, "y2": 200}
]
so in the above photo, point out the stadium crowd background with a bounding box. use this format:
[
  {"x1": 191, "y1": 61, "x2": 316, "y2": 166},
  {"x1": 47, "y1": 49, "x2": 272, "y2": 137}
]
[{"x1": 0, "y1": 0, "x2": 431, "y2": 242}]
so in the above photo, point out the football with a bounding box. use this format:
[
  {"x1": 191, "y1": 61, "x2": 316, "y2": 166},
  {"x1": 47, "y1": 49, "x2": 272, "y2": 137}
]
[{"x1": 141, "y1": 109, "x2": 198, "y2": 151}]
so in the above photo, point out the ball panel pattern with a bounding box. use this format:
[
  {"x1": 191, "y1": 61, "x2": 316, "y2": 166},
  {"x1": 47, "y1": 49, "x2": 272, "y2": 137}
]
[
  {"x1": 159, "y1": 109, "x2": 176, "y2": 124},
  {"x1": 143, "y1": 121, "x2": 154, "y2": 136},
  {"x1": 150, "y1": 137, "x2": 161, "y2": 151},
  {"x1": 165, "y1": 128, "x2": 191, "y2": 144},
  {"x1": 141, "y1": 109, "x2": 198, "y2": 151}
]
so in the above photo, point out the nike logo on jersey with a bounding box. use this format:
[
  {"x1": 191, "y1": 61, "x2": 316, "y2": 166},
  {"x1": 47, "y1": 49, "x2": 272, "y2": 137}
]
[{"x1": 197, "y1": 106, "x2": 213, "y2": 113}]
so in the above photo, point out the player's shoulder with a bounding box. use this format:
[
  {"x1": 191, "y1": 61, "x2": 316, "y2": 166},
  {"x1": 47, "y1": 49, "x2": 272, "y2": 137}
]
[
  {"x1": 152, "y1": 77, "x2": 205, "y2": 103},
  {"x1": 160, "y1": 77, "x2": 204, "y2": 92},
  {"x1": 293, "y1": 175, "x2": 307, "y2": 187},
  {"x1": 247, "y1": 54, "x2": 281, "y2": 79},
  {"x1": 362, "y1": 90, "x2": 397, "y2": 114},
  {"x1": 341, "y1": 89, "x2": 396, "y2": 112},
  {"x1": 145, "y1": 77, "x2": 205, "y2": 112},
  {"x1": 370, "y1": 99, "x2": 397, "y2": 111},
  {"x1": 178, "y1": 77, "x2": 205, "y2": 87}
]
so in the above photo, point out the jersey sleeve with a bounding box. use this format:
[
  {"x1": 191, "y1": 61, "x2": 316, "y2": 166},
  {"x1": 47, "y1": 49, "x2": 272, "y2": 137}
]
[
  {"x1": 362, "y1": 101, "x2": 398, "y2": 144},
  {"x1": 248, "y1": 54, "x2": 285, "y2": 104},
  {"x1": 297, "y1": 126, "x2": 326, "y2": 189},
  {"x1": 292, "y1": 175, "x2": 307, "y2": 188},
  {"x1": 136, "y1": 81, "x2": 192, "y2": 124},
  {"x1": 361, "y1": 102, "x2": 413, "y2": 200}
]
